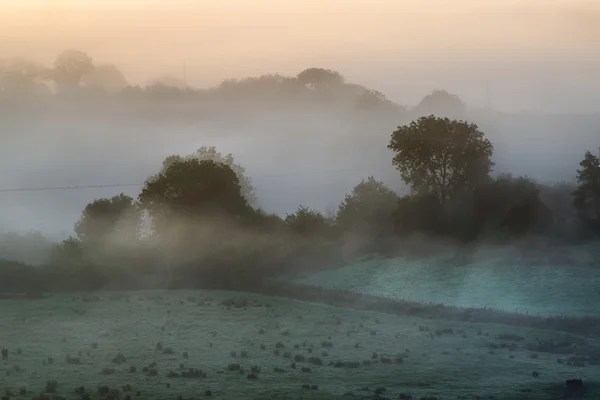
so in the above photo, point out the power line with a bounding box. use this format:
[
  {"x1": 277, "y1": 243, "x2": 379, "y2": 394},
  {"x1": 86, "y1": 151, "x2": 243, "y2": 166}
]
[
  {"x1": 0, "y1": 166, "x2": 397, "y2": 193},
  {"x1": 0, "y1": 183, "x2": 143, "y2": 193}
]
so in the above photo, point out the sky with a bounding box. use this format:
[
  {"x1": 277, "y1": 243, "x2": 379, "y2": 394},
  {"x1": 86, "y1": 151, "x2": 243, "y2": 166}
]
[
  {"x1": 1, "y1": 0, "x2": 599, "y2": 111},
  {"x1": 0, "y1": 0, "x2": 599, "y2": 237}
]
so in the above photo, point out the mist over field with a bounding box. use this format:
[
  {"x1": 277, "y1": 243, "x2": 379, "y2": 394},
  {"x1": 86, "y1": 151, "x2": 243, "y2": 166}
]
[{"x1": 1, "y1": 1, "x2": 600, "y2": 399}]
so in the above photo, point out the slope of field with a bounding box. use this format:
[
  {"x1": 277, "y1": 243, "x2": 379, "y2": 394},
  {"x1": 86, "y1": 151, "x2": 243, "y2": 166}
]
[
  {"x1": 0, "y1": 290, "x2": 597, "y2": 400},
  {"x1": 290, "y1": 254, "x2": 600, "y2": 317}
]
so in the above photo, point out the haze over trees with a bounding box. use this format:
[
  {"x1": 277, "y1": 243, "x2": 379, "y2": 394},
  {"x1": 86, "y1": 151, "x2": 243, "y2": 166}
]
[{"x1": 0, "y1": 49, "x2": 599, "y2": 287}]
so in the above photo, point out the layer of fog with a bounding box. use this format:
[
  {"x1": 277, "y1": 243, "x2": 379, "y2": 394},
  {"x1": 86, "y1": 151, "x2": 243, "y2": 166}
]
[
  {"x1": 1, "y1": 102, "x2": 599, "y2": 239},
  {"x1": 1, "y1": 0, "x2": 599, "y2": 237}
]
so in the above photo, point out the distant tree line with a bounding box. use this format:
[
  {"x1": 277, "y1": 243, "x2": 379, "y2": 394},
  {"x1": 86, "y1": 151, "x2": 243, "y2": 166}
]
[{"x1": 0, "y1": 50, "x2": 469, "y2": 120}]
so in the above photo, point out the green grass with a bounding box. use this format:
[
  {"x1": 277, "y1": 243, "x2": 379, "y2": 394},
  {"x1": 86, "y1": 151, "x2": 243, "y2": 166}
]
[
  {"x1": 0, "y1": 290, "x2": 597, "y2": 400},
  {"x1": 289, "y1": 253, "x2": 600, "y2": 317}
]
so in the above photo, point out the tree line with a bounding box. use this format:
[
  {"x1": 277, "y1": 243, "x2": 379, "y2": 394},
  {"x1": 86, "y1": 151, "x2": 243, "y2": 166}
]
[
  {"x1": 0, "y1": 50, "x2": 468, "y2": 119},
  {"x1": 0, "y1": 115, "x2": 597, "y2": 294}
]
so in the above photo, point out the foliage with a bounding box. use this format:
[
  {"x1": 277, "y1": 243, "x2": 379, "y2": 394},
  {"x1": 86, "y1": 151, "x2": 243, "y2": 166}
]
[
  {"x1": 336, "y1": 177, "x2": 399, "y2": 237},
  {"x1": 572, "y1": 151, "x2": 600, "y2": 236},
  {"x1": 296, "y1": 68, "x2": 345, "y2": 88},
  {"x1": 52, "y1": 50, "x2": 94, "y2": 90},
  {"x1": 81, "y1": 64, "x2": 128, "y2": 93},
  {"x1": 414, "y1": 89, "x2": 466, "y2": 117},
  {"x1": 285, "y1": 206, "x2": 332, "y2": 238},
  {"x1": 139, "y1": 159, "x2": 251, "y2": 242},
  {"x1": 0, "y1": 58, "x2": 49, "y2": 98},
  {"x1": 74, "y1": 194, "x2": 141, "y2": 246},
  {"x1": 159, "y1": 146, "x2": 257, "y2": 205},
  {"x1": 393, "y1": 193, "x2": 443, "y2": 236},
  {"x1": 471, "y1": 175, "x2": 553, "y2": 239},
  {"x1": 49, "y1": 236, "x2": 84, "y2": 266},
  {"x1": 388, "y1": 115, "x2": 494, "y2": 203},
  {"x1": 1, "y1": 50, "x2": 599, "y2": 293}
]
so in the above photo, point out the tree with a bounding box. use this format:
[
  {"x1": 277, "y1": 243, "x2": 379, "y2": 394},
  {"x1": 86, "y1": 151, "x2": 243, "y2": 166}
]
[
  {"x1": 0, "y1": 58, "x2": 50, "y2": 98},
  {"x1": 471, "y1": 175, "x2": 552, "y2": 238},
  {"x1": 147, "y1": 74, "x2": 186, "y2": 89},
  {"x1": 49, "y1": 236, "x2": 83, "y2": 266},
  {"x1": 296, "y1": 68, "x2": 344, "y2": 88},
  {"x1": 572, "y1": 151, "x2": 600, "y2": 230},
  {"x1": 355, "y1": 90, "x2": 396, "y2": 111},
  {"x1": 336, "y1": 177, "x2": 399, "y2": 237},
  {"x1": 81, "y1": 64, "x2": 128, "y2": 93},
  {"x1": 285, "y1": 206, "x2": 331, "y2": 237},
  {"x1": 388, "y1": 115, "x2": 494, "y2": 203},
  {"x1": 53, "y1": 50, "x2": 94, "y2": 90},
  {"x1": 414, "y1": 89, "x2": 466, "y2": 117},
  {"x1": 74, "y1": 194, "x2": 141, "y2": 246},
  {"x1": 139, "y1": 159, "x2": 250, "y2": 230},
  {"x1": 159, "y1": 146, "x2": 257, "y2": 205}
]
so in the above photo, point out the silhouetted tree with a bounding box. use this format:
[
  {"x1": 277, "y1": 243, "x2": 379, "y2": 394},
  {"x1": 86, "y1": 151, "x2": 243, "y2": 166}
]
[
  {"x1": 53, "y1": 50, "x2": 94, "y2": 91},
  {"x1": 49, "y1": 236, "x2": 84, "y2": 266},
  {"x1": 139, "y1": 159, "x2": 250, "y2": 232},
  {"x1": 388, "y1": 116, "x2": 494, "y2": 203},
  {"x1": 471, "y1": 175, "x2": 552, "y2": 239},
  {"x1": 414, "y1": 89, "x2": 466, "y2": 117},
  {"x1": 285, "y1": 206, "x2": 332, "y2": 237},
  {"x1": 393, "y1": 193, "x2": 443, "y2": 236},
  {"x1": 572, "y1": 151, "x2": 600, "y2": 235},
  {"x1": 296, "y1": 68, "x2": 344, "y2": 88},
  {"x1": 336, "y1": 177, "x2": 399, "y2": 237},
  {"x1": 74, "y1": 194, "x2": 141, "y2": 246},
  {"x1": 0, "y1": 58, "x2": 49, "y2": 98},
  {"x1": 81, "y1": 64, "x2": 128, "y2": 93},
  {"x1": 355, "y1": 89, "x2": 397, "y2": 111},
  {"x1": 159, "y1": 146, "x2": 256, "y2": 205}
]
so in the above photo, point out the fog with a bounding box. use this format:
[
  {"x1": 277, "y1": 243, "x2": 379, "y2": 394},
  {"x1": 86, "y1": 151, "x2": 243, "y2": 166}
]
[
  {"x1": 3, "y1": 0, "x2": 600, "y2": 110},
  {"x1": 0, "y1": 0, "x2": 599, "y2": 238}
]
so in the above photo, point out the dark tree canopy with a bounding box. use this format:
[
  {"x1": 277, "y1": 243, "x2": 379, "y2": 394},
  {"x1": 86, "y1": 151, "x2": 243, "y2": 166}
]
[
  {"x1": 572, "y1": 151, "x2": 600, "y2": 226},
  {"x1": 296, "y1": 68, "x2": 345, "y2": 88},
  {"x1": 74, "y1": 194, "x2": 141, "y2": 245},
  {"x1": 285, "y1": 206, "x2": 331, "y2": 237},
  {"x1": 471, "y1": 175, "x2": 552, "y2": 238},
  {"x1": 139, "y1": 159, "x2": 250, "y2": 222},
  {"x1": 388, "y1": 115, "x2": 494, "y2": 203},
  {"x1": 336, "y1": 177, "x2": 399, "y2": 237},
  {"x1": 158, "y1": 146, "x2": 256, "y2": 205}
]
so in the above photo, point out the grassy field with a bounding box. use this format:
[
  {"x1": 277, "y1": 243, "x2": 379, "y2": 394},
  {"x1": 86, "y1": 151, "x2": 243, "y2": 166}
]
[
  {"x1": 290, "y1": 253, "x2": 600, "y2": 317},
  {"x1": 0, "y1": 290, "x2": 597, "y2": 400}
]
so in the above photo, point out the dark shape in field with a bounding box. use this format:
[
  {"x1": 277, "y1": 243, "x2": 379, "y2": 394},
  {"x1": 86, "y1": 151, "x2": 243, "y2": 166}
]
[
  {"x1": 1, "y1": 348, "x2": 7, "y2": 360},
  {"x1": 112, "y1": 352, "x2": 126, "y2": 364},
  {"x1": 564, "y1": 379, "x2": 584, "y2": 399}
]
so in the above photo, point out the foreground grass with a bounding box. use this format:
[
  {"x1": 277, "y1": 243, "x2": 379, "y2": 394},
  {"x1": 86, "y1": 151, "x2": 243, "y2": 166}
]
[{"x1": 0, "y1": 290, "x2": 598, "y2": 400}]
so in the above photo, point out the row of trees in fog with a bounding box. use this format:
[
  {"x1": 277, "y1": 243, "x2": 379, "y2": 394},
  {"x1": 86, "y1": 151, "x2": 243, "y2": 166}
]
[
  {"x1": 0, "y1": 114, "x2": 584, "y2": 292},
  {"x1": 0, "y1": 50, "x2": 468, "y2": 117},
  {"x1": 0, "y1": 49, "x2": 599, "y2": 293}
]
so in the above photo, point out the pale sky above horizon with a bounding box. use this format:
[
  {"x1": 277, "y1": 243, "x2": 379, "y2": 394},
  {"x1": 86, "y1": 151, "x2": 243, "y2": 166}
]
[{"x1": 1, "y1": 0, "x2": 599, "y2": 111}]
